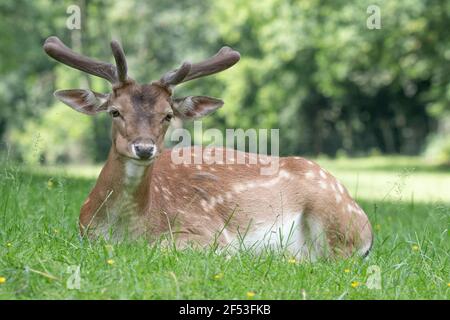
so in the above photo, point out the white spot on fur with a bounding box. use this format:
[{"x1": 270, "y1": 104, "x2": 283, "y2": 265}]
[
  {"x1": 331, "y1": 183, "x2": 337, "y2": 192},
  {"x1": 337, "y1": 182, "x2": 345, "y2": 194},
  {"x1": 233, "y1": 184, "x2": 245, "y2": 193},
  {"x1": 354, "y1": 203, "x2": 364, "y2": 216},
  {"x1": 335, "y1": 193, "x2": 342, "y2": 203},
  {"x1": 280, "y1": 170, "x2": 292, "y2": 179},
  {"x1": 209, "y1": 197, "x2": 217, "y2": 207},
  {"x1": 305, "y1": 171, "x2": 315, "y2": 180},
  {"x1": 233, "y1": 170, "x2": 291, "y2": 190},
  {"x1": 319, "y1": 169, "x2": 326, "y2": 179},
  {"x1": 200, "y1": 199, "x2": 208, "y2": 209},
  {"x1": 347, "y1": 203, "x2": 353, "y2": 213},
  {"x1": 246, "y1": 182, "x2": 256, "y2": 189},
  {"x1": 161, "y1": 187, "x2": 170, "y2": 194},
  {"x1": 319, "y1": 180, "x2": 327, "y2": 190}
]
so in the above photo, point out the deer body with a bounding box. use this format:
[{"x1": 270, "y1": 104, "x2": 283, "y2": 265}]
[
  {"x1": 44, "y1": 36, "x2": 373, "y2": 260},
  {"x1": 80, "y1": 146, "x2": 372, "y2": 259}
]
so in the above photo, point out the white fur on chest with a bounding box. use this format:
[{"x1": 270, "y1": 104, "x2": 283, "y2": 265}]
[
  {"x1": 96, "y1": 161, "x2": 148, "y2": 240},
  {"x1": 125, "y1": 161, "x2": 147, "y2": 187}
]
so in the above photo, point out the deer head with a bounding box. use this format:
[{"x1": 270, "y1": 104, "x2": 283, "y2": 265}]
[{"x1": 43, "y1": 36, "x2": 240, "y2": 164}]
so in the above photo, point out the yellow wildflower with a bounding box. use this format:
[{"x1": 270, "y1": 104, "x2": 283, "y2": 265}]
[
  {"x1": 47, "y1": 179, "x2": 54, "y2": 189},
  {"x1": 106, "y1": 259, "x2": 115, "y2": 265},
  {"x1": 344, "y1": 268, "x2": 350, "y2": 273},
  {"x1": 351, "y1": 281, "x2": 360, "y2": 288},
  {"x1": 246, "y1": 291, "x2": 256, "y2": 298},
  {"x1": 0, "y1": 277, "x2": 6, "y2": 284},
  {"x1": 412, "y1": 245, "x2": 419, "y2": 251},
  {"x1": 213, "y1": 273, "x2": 223, "y2": 280},
  {"x1": 6, "y1": 242, "x2": 12, "y2": 247},
  {"x1": 288, "y1": 258, "x2": 297, "y2": 264}
]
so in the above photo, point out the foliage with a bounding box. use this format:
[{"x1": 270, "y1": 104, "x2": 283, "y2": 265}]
[
  {"x1": 8, "y1": 103, "x2": 94, "y2": 164},
  {"x1": 1, "y1": 0, "x2": 450, "y2": 163}
]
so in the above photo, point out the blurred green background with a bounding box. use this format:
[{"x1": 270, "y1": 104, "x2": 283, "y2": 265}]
[{"x1": 1, "y1": 0, "x2": 450, "y2": 165}]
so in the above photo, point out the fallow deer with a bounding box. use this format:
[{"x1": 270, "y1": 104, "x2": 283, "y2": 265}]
[{"x1": 43, "y1": 36, "x2": 373, "y2": 260}]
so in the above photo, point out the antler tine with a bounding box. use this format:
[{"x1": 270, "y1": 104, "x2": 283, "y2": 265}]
[
  {"x1": 160, "y1": 46, "x2": 240, "y2": 87},
  {"x1": 110, "y1": 40, "x2": 128, "y2": 83},
  {"x1": 160, "y1": 62, "x2": 192, "y2": 86},
  {"x1": 183, "y1": 46, "x2": 240, "y2": 82},
  {"x1": 43, "y1": 36, "x2": 118, "y2": 84}
]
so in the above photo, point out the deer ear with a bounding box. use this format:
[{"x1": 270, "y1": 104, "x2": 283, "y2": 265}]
[
  {"x1": 172, "y1": 96, "x2": 223, "y2": 119},
  {"x1": 54, "y1": 89, "x2": 109, "y2": 115}
]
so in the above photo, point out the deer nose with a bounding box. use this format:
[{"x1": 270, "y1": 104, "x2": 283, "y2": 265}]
[{"x1": 132, "y1": 143, "x2": 156, "y2": 160}]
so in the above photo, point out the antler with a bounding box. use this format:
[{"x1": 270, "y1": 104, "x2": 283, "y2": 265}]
[
  {"x1": 160, "y1": 46, "x2": 240, "y2": 87},
  {"x1": 43, "y1": 36, "x2": 129, "y2": 84},
  {"x1": 110, "y1": 39, "x2": 128, "y2": 83}
]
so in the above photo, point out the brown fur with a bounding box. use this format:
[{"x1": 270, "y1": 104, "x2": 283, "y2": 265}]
[{"x1": 80, "y1": 144, "x2": 373, "y2": 259}]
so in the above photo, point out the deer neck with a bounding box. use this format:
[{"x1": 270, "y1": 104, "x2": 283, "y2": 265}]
[
  {"x1": 80, "y1": 146, "x2": 156, "y2": 239},
  {"x1": 105, "y1": 146, "x2": 153, "y2": 202},
  {"x1": 84, "y1": 146, "x2": 154, "y2": 221}
]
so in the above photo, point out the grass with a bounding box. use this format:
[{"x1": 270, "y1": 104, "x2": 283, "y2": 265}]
[{"x1": 0, "y1": 156, "x2": 449, "y2": 299}]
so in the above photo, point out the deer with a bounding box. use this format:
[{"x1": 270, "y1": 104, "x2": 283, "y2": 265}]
[{"x1": 43, "y1": 36, "x2": 373, "y2": 261}]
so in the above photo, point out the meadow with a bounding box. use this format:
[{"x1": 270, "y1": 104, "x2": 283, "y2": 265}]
[{"x1": 0, "y1": 156, "x2": 449, "y2": 299}]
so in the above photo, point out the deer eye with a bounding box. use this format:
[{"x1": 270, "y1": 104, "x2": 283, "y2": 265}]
[
  {"x1": 110, "y1": 109, "x2": 121, "y2": 118},
  {"x1": 164, "y1": 113, "x2": 173, "y2": 122}
]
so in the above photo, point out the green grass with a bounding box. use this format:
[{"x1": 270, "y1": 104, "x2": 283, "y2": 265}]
[{"x1": 0, "y1": 156, "x2": 449, "y2": 299}]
